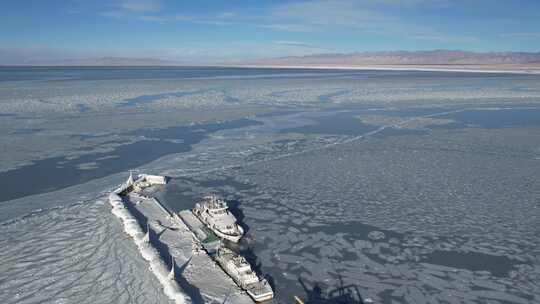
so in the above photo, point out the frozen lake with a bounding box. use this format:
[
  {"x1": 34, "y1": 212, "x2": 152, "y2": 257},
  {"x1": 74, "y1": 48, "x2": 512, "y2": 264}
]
[{"x1": 1, "y1": 67, "x2": 540, "y2": 304}]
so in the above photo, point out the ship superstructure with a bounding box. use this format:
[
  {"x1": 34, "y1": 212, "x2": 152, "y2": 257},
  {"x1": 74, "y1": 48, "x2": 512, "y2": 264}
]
[
  {"x1": 192, "y1": 195, "x2": 244, "y2": 243},
  {"x1": 215, "y1": 247, "x2": 274, "y2": 302}
]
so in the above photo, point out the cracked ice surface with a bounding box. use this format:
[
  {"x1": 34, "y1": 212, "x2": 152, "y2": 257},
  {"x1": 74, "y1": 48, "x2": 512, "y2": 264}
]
[
  {"x1": 2, "y1": 70, "x2": 540, "y2": 176},
  {"x1": 147, "y1": 110, "x2": 540, "y2": 303},
  {"x1": 0, "y1": 200, "x2": 170, "y2": 304},
  {"x1": 232, "y1": 131, "x2": 540, "y2": 303},
  {"x1": 2, "y1": 69, "x2": 540, "y2": 303},
  {"x1": 1, "y1": 107, "x2": 540, "y2": 304}
]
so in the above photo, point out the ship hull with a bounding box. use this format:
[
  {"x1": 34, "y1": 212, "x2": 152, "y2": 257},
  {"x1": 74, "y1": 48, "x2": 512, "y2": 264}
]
[
  {"x1": 212, "y1": 227, "x2": 243, "y2": 243},
  {"x1": 248, "y1": 290, "x2": 274, "y2": 302}
]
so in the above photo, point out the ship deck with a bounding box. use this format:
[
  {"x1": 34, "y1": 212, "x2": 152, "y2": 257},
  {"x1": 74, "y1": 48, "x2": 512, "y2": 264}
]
[{"x1": 126, "y1": 194, "x2": 254, "y2": 304}]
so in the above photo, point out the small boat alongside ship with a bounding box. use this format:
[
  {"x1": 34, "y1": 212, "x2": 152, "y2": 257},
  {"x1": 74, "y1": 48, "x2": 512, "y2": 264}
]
[
  {"x1": 192, "y1": 195, "x2": 245, "y2": 243},
  {"x1": 186, "y1": 195, "x2": 274, "y2": 302},
  {"x1": 215, "y1": 247, "x2": 274, "y2": 302}
]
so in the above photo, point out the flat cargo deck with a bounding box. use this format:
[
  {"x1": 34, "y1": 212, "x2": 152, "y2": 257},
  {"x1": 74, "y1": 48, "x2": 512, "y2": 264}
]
[{"x1": 178, "y1": 210, "x2": 220, "y2": 252}]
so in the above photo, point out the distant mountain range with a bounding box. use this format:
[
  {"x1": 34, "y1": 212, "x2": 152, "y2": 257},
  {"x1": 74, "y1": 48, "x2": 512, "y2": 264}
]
[
  {"x1": 4, "y1": 50, "x2": 540, "y2": 69},
  {"x1": 13, "y1": 57, "x2": 183, "y2": 66},
  {"x1": 252, "y1": 50, "x2": 540, "y2": 66}
]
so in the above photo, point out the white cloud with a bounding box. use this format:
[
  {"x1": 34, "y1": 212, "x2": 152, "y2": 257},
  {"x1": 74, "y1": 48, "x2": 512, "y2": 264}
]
[
  {"x1": 100, "y1": 0, "x2": 162, "y2": 20},
  {"x1": 260, "y1": 23, "x2": 318, "y2": 33},
  {"x1": 269, "y1": 0, "x2": 390, "y2": 31},
  {"x1": 98, "y1": 0, "x2": 451, "y2": 36},
  {"x1": 261, "y1": 0, "x2": 477, "y2": 46},
  {"x1": 411, "y1": 34, "x2": 479, "y2": 43},
  {"x1": 94, "y1": 0, "x2": 479, "y2": 53},
  {"x1": 118, "y1": 0, "x2": 162, "y2": 13},
  {"x1": 273, "y1": 41, "x2": 327, "y2": 50},
  {"x1": 174, "y1": 14, "x2": 236, "y2": 26},
  {"x1": 361, "y1": 0, "x2": 453, "y2": 7},
  {"x1": 99, "y1": 10, "x2": 127, "y2": 19},
  {"x1": 500, "y1": 32, "x2": 540, "y2": 39},
  {"x1": 139, "y1": 15, "x2": 168, "y2": 22}
]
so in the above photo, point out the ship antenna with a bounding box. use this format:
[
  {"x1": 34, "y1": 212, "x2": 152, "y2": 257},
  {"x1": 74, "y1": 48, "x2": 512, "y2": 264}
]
[
  {"x1": 168, "y1": 255, "x2": 175, "y2": 280},
  {"x1": 127, "y1": 170, "x2": 135, "y2": 186},
  {"x1": 143, "y1": 223, "x2": 150, "y2": 243}
]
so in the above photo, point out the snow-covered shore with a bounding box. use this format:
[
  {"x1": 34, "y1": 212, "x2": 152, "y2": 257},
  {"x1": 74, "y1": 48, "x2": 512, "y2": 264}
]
[{"x1": 0, "y1": 199, "x2": 171, "y2": 304}]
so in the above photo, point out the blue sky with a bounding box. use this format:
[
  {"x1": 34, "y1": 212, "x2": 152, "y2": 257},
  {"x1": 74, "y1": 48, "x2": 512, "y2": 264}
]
[{"x1": 1, "y1": 0, "x2": 539, "y2": 63}]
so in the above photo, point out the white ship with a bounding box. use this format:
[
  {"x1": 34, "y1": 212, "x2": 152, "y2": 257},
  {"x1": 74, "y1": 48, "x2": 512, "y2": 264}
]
[
  {"x1": 215, "y1": 247, "x2": 274, "y2": 302},
  {"x1": 192, "y1": 195, "x2": 244, "y2": 243}
]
